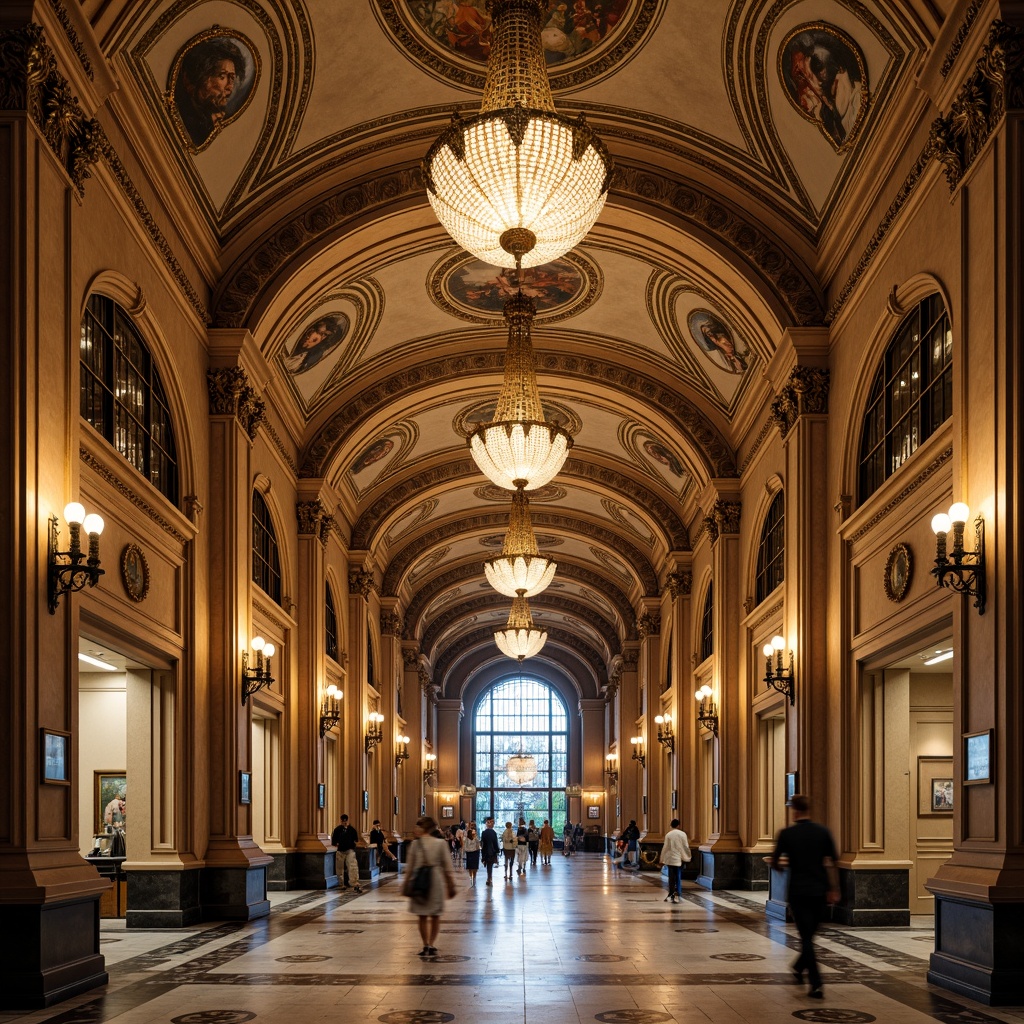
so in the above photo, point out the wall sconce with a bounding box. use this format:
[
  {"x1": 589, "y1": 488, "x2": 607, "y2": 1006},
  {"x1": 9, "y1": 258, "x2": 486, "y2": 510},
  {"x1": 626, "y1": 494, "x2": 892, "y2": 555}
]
[
  {"x1": 423, "y1": 752, "x2": 437, "y2": 784},
  {"x1": 48, "y1": 502, "x2": 105, "y2": 613},
  {"x1": 365, "y1": 711, "x2": 384, "y2": 753},
  {"x1": 241, "y1": 636, "x2": 276, "y2": 706},
  {"x1": 654, "y1": 713, "x2": 675, "y2": 752},
  {"x1": 694, "y1": 684, "x2": 719, "y2": 736},
  {"x1": 395, "y1": 734, "x2": 411, "y2": 767},
  {"x1": 762, "y1": 635, "x2": 795, "y2": 705},
  {"x1": 604, "y1": 753, "x2": 618, "y2": 784},
  {"x1": 630, "y1": 735, "x2": 646, "y2": 768},
  {"x1": 565, "y1": 784, "x2": 583, "y2": 798},
  {"x1": 931, "y1": 503, "x2": 986, "y2": 614},
  {"x1": 319, "y1": 683, "x2": 342, "y2": 737}
]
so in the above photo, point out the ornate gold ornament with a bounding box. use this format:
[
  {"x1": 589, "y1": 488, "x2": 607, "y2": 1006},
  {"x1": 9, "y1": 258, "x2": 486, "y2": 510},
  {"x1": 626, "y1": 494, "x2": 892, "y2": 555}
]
[
  {"x1": 120, "y1": 544, "x2": 150, "y2": 603},
  {"x1": 883, "y1": 543, "x2": 912, "y2": 603}
]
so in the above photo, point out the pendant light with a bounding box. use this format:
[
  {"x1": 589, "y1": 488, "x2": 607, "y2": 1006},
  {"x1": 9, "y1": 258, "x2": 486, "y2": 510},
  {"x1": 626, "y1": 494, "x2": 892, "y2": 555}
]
[
  {"x1": 494, "y1": 592, "x2": 547, "y2": 661},
  {"x1": 504, "y1": 669, "x2": 538, "y2": 786},
  {"x1": 484, "y1": 485, "x2": 556, "y2": 597}
]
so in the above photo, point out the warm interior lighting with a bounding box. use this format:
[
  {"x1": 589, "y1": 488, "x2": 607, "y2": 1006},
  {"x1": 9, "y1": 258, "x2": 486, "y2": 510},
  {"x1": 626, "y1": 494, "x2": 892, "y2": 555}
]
[
  {"x1": 923, "y1": 649, "x2": 954, "y2": 666},
  {"x1": 423, "y1": 0, "x2": 612, "y2": 269},
  {"x1": 484, "y1": 485, "x2": 556, "y2": 596},
  {"x1": 79, "y1": 652, "x2": 117, "y2": 672},
  {"x1": 505, "y1": 751, "x2": 539, "y2": 786},
  {"x1": 494, "y1": 592, "x2": 547, "y2": 660}
]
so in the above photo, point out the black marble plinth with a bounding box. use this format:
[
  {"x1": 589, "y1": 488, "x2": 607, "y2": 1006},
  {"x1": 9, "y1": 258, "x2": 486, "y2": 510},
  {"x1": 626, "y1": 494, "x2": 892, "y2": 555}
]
[
  {"x1": 126, "y1": 868, "x2": 201, "y2": 928},
  {"x1": 696, "y1": 850, "x2": 767, "y2": 890},
  {"x1": 0, "y1": 895, "x2": 107, "y2": 1009},
  {"x1": 832, "y1": 867, "x2": 909, "y2": 926},
  {"x1": 765, "y1": 865, "x2": 791, "y2": 921},
  {"x1": 356, "y1": 847, "x2": 379, "y2": 881},
  {"x1": 199, "y1": 865, "x2": 270, "y2": 921},
  {"x1": 929, "y1": 892, "x2": 1024, "y2": 1005}
]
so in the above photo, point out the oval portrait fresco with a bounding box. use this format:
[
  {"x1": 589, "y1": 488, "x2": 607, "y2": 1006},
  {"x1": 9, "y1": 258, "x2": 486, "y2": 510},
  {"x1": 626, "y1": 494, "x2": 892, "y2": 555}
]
[
  {"x1": 432, "y1": 251, "x2": 601, "y2": 324},
  {"x1": 281, "y1": 312, "x2": 350, "y2": 375},
  {"x1": 779, "y1": 23, "x2": 868, "y2": 151},
  {"x1": 380, "y1": 0, "x2": 658, "y2": 91},
  {"x1": 687, "y1": 309, "x2": 749, "y2": 375},
  {"x1": 167, "y1": 29, "x2": 260, "y2": 152}
]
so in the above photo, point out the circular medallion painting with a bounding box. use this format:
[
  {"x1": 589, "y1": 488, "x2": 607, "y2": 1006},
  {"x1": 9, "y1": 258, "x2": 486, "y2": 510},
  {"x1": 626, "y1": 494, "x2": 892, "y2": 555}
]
[
  {"x1": 378, "y1": 1, "x2": 659, "y2": 92},
  {"x1": 431, "y1": 250, "x2": 601, "y2": 324}
]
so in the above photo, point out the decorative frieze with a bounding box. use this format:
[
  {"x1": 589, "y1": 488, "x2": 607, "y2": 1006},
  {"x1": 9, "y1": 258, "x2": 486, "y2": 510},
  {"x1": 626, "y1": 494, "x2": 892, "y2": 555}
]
[
  {"x1": 0, "y1": 23, "x2": 101, "y2": 192},
  {"x1": 702, "y1": 500, "x2": 742, "y2": 543},
  {"x1": 207, "y1": 367, "x2": 265, "y2": 440},
  {"x1": 665, "y1": 571, "x2": 692, "y2": 600},
  {"x1": 770, "y1": 366, "x2": 831, "y2": 438},
  {"x1": 930, "y1": 20, "x2": 1024, "y2": 192},
  {"x1": 349, "y1": 569, "x2": 376, "y2": 599},
  {"x1": 636, "y1": 612, "x2": 661, "y2": 639}
]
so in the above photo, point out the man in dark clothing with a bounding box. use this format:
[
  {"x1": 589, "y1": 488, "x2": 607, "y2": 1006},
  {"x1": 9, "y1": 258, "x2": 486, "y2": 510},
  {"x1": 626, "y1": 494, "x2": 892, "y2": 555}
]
[
  {"x1": 771, "y1": 794, "x2": 840, "y2": 999},
  {"x1": 621, "y1": 819, "x2": 641, "y2": 870},
  {"x1": 480, "y1": 816, "x2": 500, "y2": 886},
  {"x1": 331, "y1": 813, "x2": 362, "y2": 893},
  {"x1": 369, "y1": 819, "x2": 397, "y2": 870}
]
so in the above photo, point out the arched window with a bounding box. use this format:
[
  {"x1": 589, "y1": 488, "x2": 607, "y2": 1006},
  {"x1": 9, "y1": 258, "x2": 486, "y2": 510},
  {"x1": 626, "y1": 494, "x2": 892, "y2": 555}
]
[
  {"x1": 473, "y1": 676, "x2": 569, "y2": 834},
  {"x1": 755, "y1": 492, "x2": 785, "y2": 605},
  {"x1": 251, "y1": 491, "x2": 281, "y2": 604},
  {"x1": 80, "y1": 294, "x2": 178, "y2": 503},
  {"x1": 859, "y1": 293, "x2": 952, "y2": 501},
  {"x1": 699, "y1": 583, "x2": 714, "y2": 663},
  {"x1": 325, "y1": 582, "x2": 339, "y2": 663}
]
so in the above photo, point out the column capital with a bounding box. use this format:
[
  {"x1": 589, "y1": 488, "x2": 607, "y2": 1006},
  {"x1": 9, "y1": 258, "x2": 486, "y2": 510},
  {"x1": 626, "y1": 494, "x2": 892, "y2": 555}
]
[
  {"x1": 770, "y1": 366, "x2": 831, "y2": 439},
  {"x1": 379, "y1": 608, "x2": 404, "y2": 638},
  {"x1": 702, "y1": 500, "x2": 742, "y2": 543},
  {"x1": 296, "y1": 498, "x2": 335, "y2": 545},
  {"x1": 206, "y1": 366, "x2": 265, "y2": 441}
]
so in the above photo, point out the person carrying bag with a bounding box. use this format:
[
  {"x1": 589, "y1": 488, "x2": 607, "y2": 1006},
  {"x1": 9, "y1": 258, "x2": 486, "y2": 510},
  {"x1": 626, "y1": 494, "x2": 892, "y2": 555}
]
[{"x1": 403, "y1": 815, "x2": 456, "y2": 957}]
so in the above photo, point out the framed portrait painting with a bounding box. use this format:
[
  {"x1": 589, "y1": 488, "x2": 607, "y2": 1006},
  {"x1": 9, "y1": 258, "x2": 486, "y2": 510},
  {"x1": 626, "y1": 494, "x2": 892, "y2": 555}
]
[
  {"x1": 94, "y1": 770, "x2": 126, "y2": 828},
  {"x1": 964, "y1": 729, "x2": 992, "y2": 784},
  {"x1": 587, "y1": 805, "x2": 600, "y2": 819},
  {"x1": 441, "y1": 805, "x2": 454, "y2": 819},
  {"x1": 41, "y1": 729, "x2": 71, "y2": 786},
  {"x1": 917, "y1": 756, "x2": 953, "y2": 815},
  {"x1": 786, "y1": 772, "x2": 799, "y2": 803}
]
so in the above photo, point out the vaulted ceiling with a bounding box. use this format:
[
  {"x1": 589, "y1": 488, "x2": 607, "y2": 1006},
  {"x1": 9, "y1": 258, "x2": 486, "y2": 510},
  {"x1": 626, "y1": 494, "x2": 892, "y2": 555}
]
[{"x1": 83, "y1": 0, "x2": 955, "y2": 700}]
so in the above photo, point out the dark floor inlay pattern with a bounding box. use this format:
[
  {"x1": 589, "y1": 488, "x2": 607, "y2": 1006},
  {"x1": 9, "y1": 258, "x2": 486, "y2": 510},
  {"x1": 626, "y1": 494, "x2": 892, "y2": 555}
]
[
  {"x1": 100, "y1": 937, "x2": 121, "y2": 943},
  {"x1": 675, "y1": 928, "x2": 717, "y2": 933},
  {"x1": 576, "y1": 954, "x2": 628, "y2": 962},
  {"x1": 911, "y1": 935, "x2": 935, "y2": 942},
  {"x1": 423, "y1": 955, "x2": 471, "y2": 963},
  {"x1": 594, "y1": 1012, "x2": 673, "y2": 1023},
  {"x1": 568, "y1": 928, "x2": 603, "y2": 933},
  {"x1": 710, "y1": 953, "x2": 765, "y2": 961},
  {"x1": 275, "y1": 954, "x2": 332, "y2": 962},
  {"x1": 791, "y1": 1012, "x2": 876, "y2": 1023},
  {"x1": 377, "y1": 1013, "x2": 455, "y2": 1023},
  {"x1": 319, "y1": 929, "x2": 364, "y2": 934},
  {"x1": 170, "y1": 1013, "x2": 257, "y2": 1024}
]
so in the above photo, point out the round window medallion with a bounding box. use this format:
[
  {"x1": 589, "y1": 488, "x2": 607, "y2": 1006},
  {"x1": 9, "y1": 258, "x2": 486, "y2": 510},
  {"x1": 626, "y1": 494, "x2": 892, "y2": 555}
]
[
  {"x1": 120, "y1": 544, "x2": 150, "y2": 602},
  {"x1": 883, "y1": 543, "x2": 912, "y2": 602}
]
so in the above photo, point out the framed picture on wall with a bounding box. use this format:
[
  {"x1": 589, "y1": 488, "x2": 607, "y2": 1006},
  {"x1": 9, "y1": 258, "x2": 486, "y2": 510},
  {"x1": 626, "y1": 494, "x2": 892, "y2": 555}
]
[
  {"x1": 239, "y1": 771, "x2": 251, "y2": 805},
  {"x1": 94, "y1": 770, "x2": 126, "y2": 828},
  {"x1": 317, "y1": 783, "x2": 326, "y2": 809},
  {"x1": 41, "y1": 729, "x2": 71, "y2": 786},
  {"x1": 786, "y1": 772, "x2": 798, "y2": 802},
  {"x1": 587, "y1": 805, "x2": 600, "y2": 819},
  {"x1": 964, "y1": 729, "x2": 992, "y2": 784},
  {"x1": 671, "y1": 789, "x2": 677, "y2": 810},
  {"x1": 712, "y1": 783, "x2": 720, "y2": 809},
  {"x1": 917, "y1": 756, "x2": 953, "y2": 814},
  {"x1": 441, "y1": 805, "x2": 454, "y2": 819},
  {"x1": 362, "y1": 789, "x2": 369, "y2": 811}
]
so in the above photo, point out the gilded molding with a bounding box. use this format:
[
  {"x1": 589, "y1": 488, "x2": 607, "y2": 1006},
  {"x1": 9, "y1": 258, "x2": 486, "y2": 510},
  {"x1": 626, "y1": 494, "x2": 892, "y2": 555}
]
[
  {"x1": 636, "y1": 612, "x2": 661, "y2": 640},
  {"x1": 930, "y1": 21, "x2": 1024, "y2": 192},
  {"x1": 770, "y1": 366, "x2": 831, "y2": 438},
  {"x1": 738, "y1": 417, "x2": 775, "y2": 475},
  {"x1": 750, "y1": 597, "x2": 785, "y2": 634},
  {"x1": 349, "y1": 569, "x2": 376, "y2": 599},
  {"x1": 380, "y1": 610, "x2": 404, "y2": 637},
  {"x1": 622, "y1": 648, "x2": 640, "y2": 669},
  {"x1": 207, "y1": 367, "x2": 265, "y2": 440},
  {"x1": 46, "y1": 0, "x2": 94, "y2": 80},
  {"x1": 665, "y1": 571, "x2": 692, "y2": 600},
  {"x1": 79, "y1": 445, "x2": 188, "y2": 545},
  {"x1": 0, "y1": 24, "x2": 101, "y2": 193},
  {"x1": 261, "y1": 417, "x2": 297, "y2": 473},
  {"x1": 297, "y1": 499, "x2": 334, "y2": 545},
  {"x1": 941, "y1": 0, "x2": 986, "y2": 78},
  {"x1": 702, "y1": 500, "x2": 742, "y2": 543}
]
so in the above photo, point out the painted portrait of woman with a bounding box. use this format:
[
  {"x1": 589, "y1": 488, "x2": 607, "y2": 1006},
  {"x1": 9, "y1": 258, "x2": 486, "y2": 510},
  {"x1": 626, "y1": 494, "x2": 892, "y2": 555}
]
[
  {"x1": 643, "y1": 438, "x2": 684, "y2": 477},
  {"x1": 687, "y1": 309, "x2": 749, "y2": 375},
  {"x1": 281, "y1": 313, "x2": 350, "y2": 375}
]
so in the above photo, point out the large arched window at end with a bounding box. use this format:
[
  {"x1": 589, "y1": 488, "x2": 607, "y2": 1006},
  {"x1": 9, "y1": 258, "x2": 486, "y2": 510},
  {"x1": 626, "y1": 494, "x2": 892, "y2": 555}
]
[
  {"x1": 325, "y1": 582, "x2": 339, "y2": 663},
  {"x1": 699, "y1": 582, "x2": 714, "y2": 663},
  {"x1": 80, "y1": 294, "x2": 179, "y2": 504},
  {"x1": 755, "y1": 492, "x2": 785, "y2": 606},
  {"x1": 859, "y1": 293, "x2": 952, "y2": 501},
  {"x1": 251, "y1": 491, "x2": 282, "y2": 604}
]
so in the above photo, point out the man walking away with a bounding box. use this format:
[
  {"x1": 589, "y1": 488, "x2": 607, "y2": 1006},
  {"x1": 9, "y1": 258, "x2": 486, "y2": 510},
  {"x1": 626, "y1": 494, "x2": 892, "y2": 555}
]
[
  {"x1": 515, "y1": 817, "x2": 529, "y2": 876},
  {"x1": 331, "y1": 814, "x2": 362, "y2": 893},
  {"x1": 658, "y1": 818, "x2": 691, "y2": 902},
  {"x1": 770, "y1": 793, "x2": 840, "y2": 999},
  {"x1": 481, "y1": 817, "x2": 500, "y2": 886},
  {"x1": 527, "y1": 819, "x2": 540, "y2": 866}
]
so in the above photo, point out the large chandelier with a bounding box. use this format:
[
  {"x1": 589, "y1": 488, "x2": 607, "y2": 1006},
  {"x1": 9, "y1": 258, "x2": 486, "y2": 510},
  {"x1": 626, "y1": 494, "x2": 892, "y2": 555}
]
[
  {"x1": 506, "y1": 751, "x2": 539, "y2": 786},
  {"x1": 469, "y1": 292, "x2": 571, "y2": 490},
  {"x1": 484, "y1": 485, "x2": 556, "y2": 597},
  {"x1": 495, "y1": 593, "x2": 547, "y2": 661},
  {"x1": 423, "y1": 0, "x2": 613, "y2": 270}
]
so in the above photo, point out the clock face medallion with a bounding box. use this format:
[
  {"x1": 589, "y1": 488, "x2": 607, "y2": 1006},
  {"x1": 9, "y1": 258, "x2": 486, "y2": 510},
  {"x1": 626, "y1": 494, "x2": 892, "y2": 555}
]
[
  {"x1": 883, "y1": 543, "x2": 912, "y2": 603},
  {"x1": 121, "y1": 544, "x2": 150, "y2": 602}
]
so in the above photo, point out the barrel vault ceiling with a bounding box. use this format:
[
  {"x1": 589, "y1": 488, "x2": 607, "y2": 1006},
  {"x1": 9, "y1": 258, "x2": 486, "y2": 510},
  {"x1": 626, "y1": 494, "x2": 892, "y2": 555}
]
[{"x1": 82, "y1": 0, "x2": 955, "y2": 700}]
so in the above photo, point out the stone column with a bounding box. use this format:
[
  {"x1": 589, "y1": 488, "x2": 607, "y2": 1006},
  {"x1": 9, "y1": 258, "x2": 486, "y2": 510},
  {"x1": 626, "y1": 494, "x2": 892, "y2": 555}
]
[
  {"x1": 923, "y1": 16, "x2": 1024, "y2": 1004},
  {"x1": 696, "y1": 489, "x2": 744, "y2": 889},
  {"x1": 637, "y1": 600, "x2": 666, "y2": 847},
  {"x1": 401, "y1": 646, "x2": 426, "y2": 830},
  {"x1": 618, "y1": 644, "x2": 641, "y2": 825},
  {"x1": 0, "y1": 19, "x2": 109, "y2": 1007},
  {"x1": 665, "y1": 564, "x2": 695, "y2": 851},
  {"x1": 201, "y1": 346, "x2": 272, "y2": 919},
  {"x1": 379, "y1": 602, "x2": 405, "y2": 830},
  {"x1": 347, "y1": 560, "x2": 376, "y2": 827},
  {"x1": 435, "y1": 698, "x2": 464, "y2": 820},
  {"x1": 579, "y1": 698, "x2": 607, "y2": 829}
]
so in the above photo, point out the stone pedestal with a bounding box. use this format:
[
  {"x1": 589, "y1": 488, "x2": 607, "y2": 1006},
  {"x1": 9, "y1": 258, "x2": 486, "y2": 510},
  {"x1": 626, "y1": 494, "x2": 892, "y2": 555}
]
[
  {"x1": 199, "y1": 865, "x2": 270, "y2": 921},
  {"x1": 833, "y1": 867, "x2": 909, "y2": 926},
  {"x1": 126, "y1": 869, "x2": 201, "y2": 928}
]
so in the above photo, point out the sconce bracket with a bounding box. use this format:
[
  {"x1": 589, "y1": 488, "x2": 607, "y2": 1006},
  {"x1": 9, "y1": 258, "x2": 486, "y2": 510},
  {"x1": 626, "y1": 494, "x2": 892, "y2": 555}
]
[
  {"x1": 241, "y1": 651, "x2": 274, "y2": 706},
  {"x1": 656, "y1": 731, "x2": 675, "y2": 753},
  {"x1": 696, "y1": 699, "x2": 719, "y2": 737},
  {"x1": 764, "y1": 652, "x2": 795, "y2": 705},
  {"x1": 631, "y1": 750, "x2": 646, "y2": 769},
  {"x1": 319, "y1": 704, "x2": 341, "y2": 738},
  {"x1": 48, "y1": 515, "x2": 104, "y2": 614},
  {"x1": 932, "y1": 516, "x2": 986, "y2": 614}
]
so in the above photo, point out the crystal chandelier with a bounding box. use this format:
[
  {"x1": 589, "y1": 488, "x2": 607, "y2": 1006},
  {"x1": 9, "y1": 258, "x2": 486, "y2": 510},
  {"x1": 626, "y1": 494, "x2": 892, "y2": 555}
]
[
  {"x1": 506, "y1": 751, "x2": 538, "y2": 786},
  {"x1": 423, "y1": 0, "x2": 613, "y2": 270},
  {"x1": 495, "y1": 593, "x2": 547, "y2": 660},
  {"x1": 484, "y1": 485, "x2": 556, "y2": 597},
  {"x1": 469, "y1": 292, "x2": 572, "y2": 490}
]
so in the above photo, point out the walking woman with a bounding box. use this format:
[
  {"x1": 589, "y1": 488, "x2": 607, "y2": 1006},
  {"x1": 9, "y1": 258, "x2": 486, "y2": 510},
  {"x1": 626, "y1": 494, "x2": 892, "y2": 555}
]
[
  {"x1": 539, "y1": 819, "x2": 555, "y2": 865},
  {"x1": 404, "y1": 815, "x2": 456, "y2": 956},
  {"x1": 463, "y1": 822, "x2": 481, "y2": 886},
  {"x1": 501, "y1": 821, "x2": 516, "y2": 880}
]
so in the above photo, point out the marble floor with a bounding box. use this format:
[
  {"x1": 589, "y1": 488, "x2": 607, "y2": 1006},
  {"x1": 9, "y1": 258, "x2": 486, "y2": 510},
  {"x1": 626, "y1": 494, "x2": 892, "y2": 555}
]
[{"x1": 4, "y1": 854, "x2": 1024, "y2": 1024}]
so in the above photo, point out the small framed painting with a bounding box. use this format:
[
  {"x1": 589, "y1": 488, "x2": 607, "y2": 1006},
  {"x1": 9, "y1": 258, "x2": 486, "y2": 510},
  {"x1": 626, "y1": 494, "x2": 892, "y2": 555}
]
[
  {"x1": 239, "y1": 771, "x2": 251, "y2": 805},
  {"x1": 317, "y1": 783, "x2": 326, "y2": 809},
  {"x1": 41, "y1": 729, "x2": 71, "y2": 785},
  {"x1": 441, "y1": 805, "x2": 454, "y2": 819},
  {"x1": 671, "y1": 789, "x2": 678, "y2": 810},
  {"x1": 95, "y1": 770, "x2": 127, "y2": 828},
  {"x1": 964, "y1": 729, "x2": 992, "y2": 784},
  {"x1": 712, "y1": 783, "x2": 720, "y2": 810},
  {"x1": 786, "y1": 772, "x2": 798, "y2": 803},
  {"x1": 362, "y1": 789, "x2": 369, "y2": 811},
  {"x1": 917, "y1": 756, "x2": 953, "y2": 814},
  {"x1": 587, "y1": 805, "x2": 600, "y2": 819}
]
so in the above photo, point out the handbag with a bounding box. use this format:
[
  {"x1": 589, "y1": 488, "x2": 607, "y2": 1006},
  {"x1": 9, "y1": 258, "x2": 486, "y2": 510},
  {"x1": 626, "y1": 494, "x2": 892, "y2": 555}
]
[{"x1": 409, "y1": 864, "x2": 432, "y2": 901}]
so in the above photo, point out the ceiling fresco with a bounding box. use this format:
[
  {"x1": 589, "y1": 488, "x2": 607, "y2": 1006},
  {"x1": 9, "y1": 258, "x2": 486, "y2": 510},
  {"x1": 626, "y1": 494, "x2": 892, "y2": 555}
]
[{"x1": 85, "y1": 0, "x2": 950, "y2": 700}]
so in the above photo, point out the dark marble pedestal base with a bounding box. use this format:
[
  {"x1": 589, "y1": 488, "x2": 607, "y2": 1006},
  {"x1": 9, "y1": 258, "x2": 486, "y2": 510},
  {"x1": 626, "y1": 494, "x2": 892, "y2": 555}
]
[
  {"x1": 126, "y1": 869, "x2": 201, "y2": 928},
  {"x1": 200, "y1": 864, "x2": 269, "y2": 921},
  {"x1": 356, "y1": 847, "x2": 379, "y2": 881},
  {"x1": 765, "y1": 865, "x2": 791, "y2": 921},
  {"x1": 696, "y1": 850, "x2": 767, "y2": 890},
  {"x1": 929, "y1": 892, "x2": 1024, "y2": 1005},
  {"x1": 832, "y1": 867, "x2": 909, "y2": 926},
  {"x1": 0, "y1": 895, "x2": 108, "y2": 1009},
  {"x1": 267, "y1": 851, "x2": 336, "y2": 890}
]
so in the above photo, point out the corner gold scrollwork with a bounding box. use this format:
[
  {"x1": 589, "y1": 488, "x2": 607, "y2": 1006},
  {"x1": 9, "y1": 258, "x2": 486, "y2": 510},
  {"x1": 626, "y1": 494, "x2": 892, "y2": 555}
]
[
  {"x1": 770, "y1": 367, "x2": 831, "y2": 438},
  {"x1": 349, "y1": 569, "x2": 376, "y2": 599},
  {"x1": 703, "y1": 500, "x2": 742, "y2": 544},
  {"x1": 207, "y1": 367, "x2": 265, "y2": 441},
  {"x1": 297, "y1": 499, "x2": 334, "y2": 546}
]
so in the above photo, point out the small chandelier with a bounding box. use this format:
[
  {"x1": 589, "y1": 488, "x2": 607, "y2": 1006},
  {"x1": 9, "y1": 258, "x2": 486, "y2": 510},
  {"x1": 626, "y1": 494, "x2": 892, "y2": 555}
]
[
  {"x1": 495, "y1": 592, "x2": 547, "y2": 660},
  {"x1": 506, "y1": 751, "x2": 538, "y2": 785},
  {"x1": 484, "y1": 485, "x2": 556, "y2": 597},
  {"x1": 469, "y1": 292, "x2": 572, "y2": 491},
  {"x1": 423, "y1": 0, "x2": 612, "y2": 270}
]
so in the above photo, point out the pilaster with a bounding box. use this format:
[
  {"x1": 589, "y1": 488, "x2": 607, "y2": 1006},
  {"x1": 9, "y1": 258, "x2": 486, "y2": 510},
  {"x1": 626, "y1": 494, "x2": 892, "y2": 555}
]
[
  {"x1": 618, "y1": 643, "x2": 641, "y2": 824},
  {"x1": 636, "y1": 596, "x2": 666, "y2": 837},
  {"x1": 665, "y1": 558, "x2": 694, "y2": 840}
]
